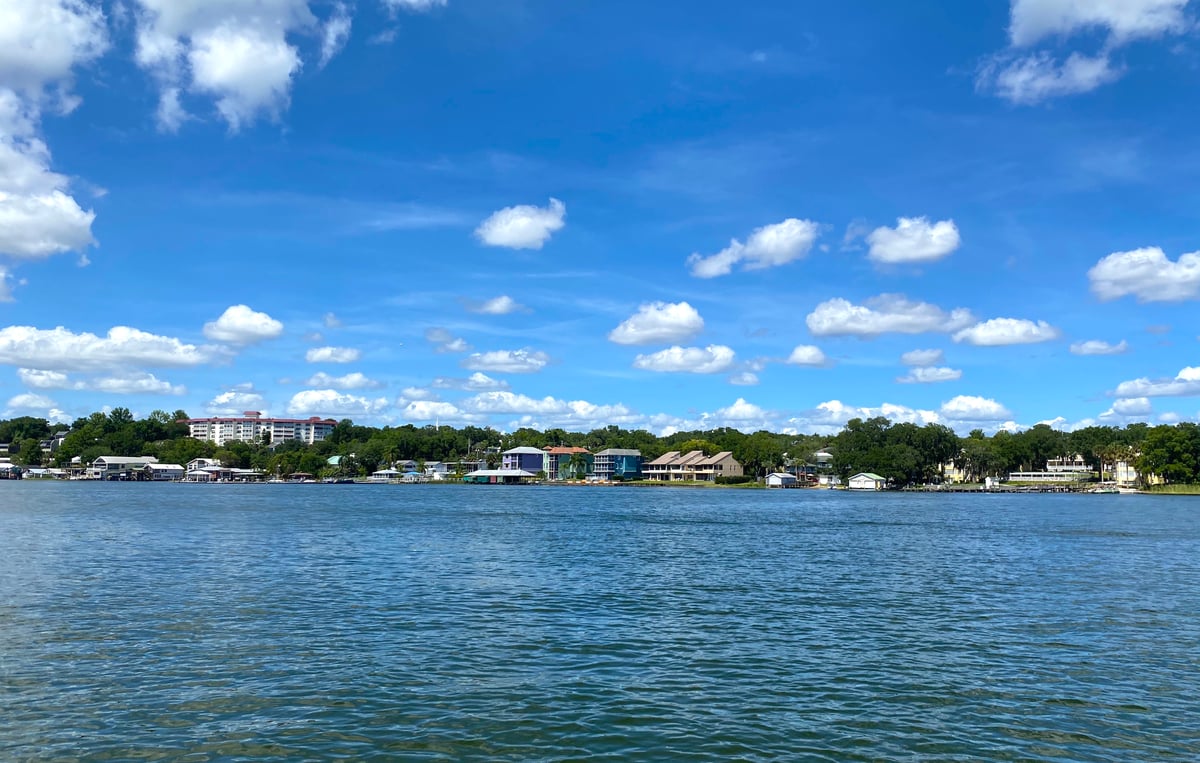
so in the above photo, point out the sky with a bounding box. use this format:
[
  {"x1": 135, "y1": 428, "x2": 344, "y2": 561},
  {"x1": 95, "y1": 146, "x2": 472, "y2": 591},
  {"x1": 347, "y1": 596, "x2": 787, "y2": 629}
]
[{"x1": 1, "y1": 0, "x2": 1199, "y2": 436}]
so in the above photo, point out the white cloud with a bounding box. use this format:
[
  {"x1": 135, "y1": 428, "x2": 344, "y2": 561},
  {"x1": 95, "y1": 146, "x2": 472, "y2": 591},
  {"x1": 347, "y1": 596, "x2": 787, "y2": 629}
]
[
  {"x1": 714, "y1": 397, "x2": 770, "y2": 423},
  {"x1": 323, "y1": 312, "x2": 342, "y2": 328},
  {"x1": 287, "y1": 389, "x2": 389, "y2": 417},
  {"x1": 940, "y1": 395, "x2": 1012, "y2": 422},
  {"x1": 431, "y1": 372, "x2": 509, "y2": 391},
  {"x1": 806, "y1": 294, "x2": 974, "y2": 338},
  {"x1": 609, "y1": 301, "x2": 705, "y2": 345},
  {"x1": 318, "y1": 2, "x2": 351, "y2": 68},
  {"x1": 398, "y1": 386, "x2": 438, "y2": 402},
  {"x1": 133, "y1": 0, "x2": 334, "y2": 131},
  {"x1": 633, "y1": 345, "x2": 736, "y2": 374},
  {"x1": 728, "y1": 371, "x2": 759, "y2": 386},
  {"x1": 3, "y1": 392, "x2": 59, "y2": 418},
  {"x1": 206, "y1": 387, "x2": 267, "y2": 415},
  {"x1": 866, "y1": 217, "x2": 960, "y2": 264},
  {"x1": 953, "y1": 318, "x2": 1060, "y2": 346},
  {"x1": 1114, "y1": 366, "x2": 1200, "y2": 397},
  {"x1": 1070, "y1": 339, "x2": 1129, "y2": 355},
  {"x1": 0, "y1": 266, "x2": 12, "y2": 302},
  {"x1": 1112, "y1": 396, "x2": 1153, "y2": 415},
  {"x1": 901, "y1": 348, "x2": 944, "y2": 367},
  {"x1": 462, "y1": 348, "x2": 550, "y2": 374},
  {"x1": 475, "y1": 197, "x2": 565, "y2": 249},
  {"x1": 202, "y1": 304, "x2": 284, "y2": 344},
  {"x1": 788, "y1": 399, "x2": 942, "y2": 435},
  {"x1": 897, "y1": 367, "x2": 963, "y2": 384},
  {"x1": 1009, "y1": 0, "x2": 1188, "y2": 47},
  {"x1": 0, "y1": 0, "x2": 108, "y2": 93},
  {"x1": 785, "y1": 345, "x2": 827, "y2": 366},
  {"x1": 0, "y1": 324, "x2": 219, "y2": 372},
  {"x1": 401, "y1": 399, "x2": 470, "y2": 423},
  {"x1": 18, "y1": 367, "x2": 185, "y2": 395},
  {"x1": 983, "y1": 52, "x2": 1120, "y2": 104},
  {"x1": 468, "y1": 295, "x2": 526, "y2": 315},
  {"x1": 305, "y1": 346, "x2": 361, "y2": 363},
  {"x1": 305, "y1": 371, "x2": 382, "y2": 390},
  {"x1": 687, "y1": 218, "x2": 820, "y2": 278},
  {"x1": 425, "y1": 327, "x2": 470, "y2": 353},
  {"x1": 1088, "y1": 247, "x2": 1200, "y2": 302}
]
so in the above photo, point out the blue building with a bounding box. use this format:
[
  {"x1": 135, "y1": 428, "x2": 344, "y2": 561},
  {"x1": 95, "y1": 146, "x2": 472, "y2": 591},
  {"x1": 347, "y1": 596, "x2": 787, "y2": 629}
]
[
  {"x1": 501, "y1": 446, "x2": 547, "y2": 473},
  {"x1": 593, "y1": 448, "x2": 642, "y2": 480}
]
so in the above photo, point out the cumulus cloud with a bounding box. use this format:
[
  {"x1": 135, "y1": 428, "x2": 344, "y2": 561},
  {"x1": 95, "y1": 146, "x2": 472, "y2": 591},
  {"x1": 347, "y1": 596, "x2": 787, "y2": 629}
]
[
  {"x1": 806, "y1": 294, "x2": 973, "y2": 338},
  {"x1": 322, "y1": 312, "x2": 342, "y2": 328},
  {"x1": 940, "y1": 395, "x2": 1012, "y2": 422},
  {"x1": 0, "y1": 324, "x2": 220, "y2": 372},
  {"x1": 897, "y1": 367, "x2": 962, "y2": 384},
  {"x1": 1111, "y1": 396, "x2": 1153, "y2": 416},
  {"x1": 206, "y1": 385, "x2": 267, "y2": 415},
  {"x1": 687, "y1": 218, "x2": 820, "y2": 278},
  {"x1": 0, "y1": 0, "x2": 106, "y2": 262},
  {"x1": 632, "y1": 345, "x2": 736, "y2": 374},
  {"x1": 901, "y1": 348, "x2": 944, "y2": 367},
  {"x1": 287, "y1": 389, "x2": 389, "y2": 417},
  {"x1": 728, "y1": 371, "x2": 759, "y2": 386},
  {"x1": 1008, "y1": 0, "x2": 1188, "y2": 47},
  {"x1": 785, "y1": 345, "x2": 828, "y2": 367},
  {"x1": 866, "y1": 217, "x2": 960, "y2": 264},
  {"x1": 305, "y1": 346, "x2": 361, "y2": 363},
  {"x1": 1070, "y1": 339, "x2": 1129, "y2": 355},
  {"x1": 609, "y1": 301, "x2": 705, "y2": 345},
  {"x1": 952, "y1": 318, "x2": 1060, "y2": 346},
  {"x1": 425, "y1": 327, "x2": 470, "y2": 353},
  {"x1": 1113, "y1": 366, "x2": 1200, "y2": 397},
  {"x1": 401, "y1": 399, "x2": 472, "y2": 423},
  {"x1": 462, "y1": 348, "x2": 550, "y2": 374},
  {"x1": 17, "y1": 367, "x2": 185, "y2": 395},
  {"x1": 305, "y1": 371, "x2": 382, "y2": 390},
  {"x1": 0, "y1": 267, "x2": 12, "y2": 302},
  {"x1": 3, "y1": 392, "x2": 61, "y2": 419},
  {"x1": 980, "y1": 0, "x2": 1187, "y2": 104},
  {"x1": 431, "y1": 372, "x2": 509, "y2": 391},
  {"x1": 788, "y1": 399, "x2": 942, "y2": 435},
  {"x1": 202, "y1": 304, "x2": 283, "y2": 344},
  {"x1": 467, "y1": 295, "x2": 526, "y2": 315},
  {"x1": 131, "y1": 0, "x2": 348, "y2": 131},
  {"x1": 475, "y1": 198, "x2": 565, "y2": 249},
  {"x1": 1088, "y1": 247, "x2": 1200, "y2": 302}
]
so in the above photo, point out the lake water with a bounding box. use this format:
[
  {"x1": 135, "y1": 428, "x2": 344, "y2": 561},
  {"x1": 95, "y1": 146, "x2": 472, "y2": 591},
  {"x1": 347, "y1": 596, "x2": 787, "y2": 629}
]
[{"x1": 1, "y1": 483, "x2": 1198, "y2": 761}]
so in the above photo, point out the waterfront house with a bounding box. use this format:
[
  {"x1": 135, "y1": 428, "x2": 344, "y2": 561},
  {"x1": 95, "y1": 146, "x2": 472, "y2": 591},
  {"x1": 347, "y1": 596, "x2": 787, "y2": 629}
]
[
  {"x1": 543, "y1": 446, "x2": 592, "y2": 480},
  {"x1": 502, "y1": 446, "x2": 547, "y2": 473},
  {"x1": 462, "y1": 468, "x2": 538, "y2": 484},
  {"x1": 144, "y1": 463, "x2": 185, "y2": 481},
  {"x1": 89, "y1": 456, "x2": 159, "y2": 480},
  {"x1": 593, "y1": 448, "x2": 642, "y2": 480},
  {"x1": 187, "y1": 458, "x2": 222, "y2": 472},
  {"x1": 848, "y1": 472, "x2": 886, "y2": 490},
  {"x1": 643, "y1": 450, "x2": 743, "y2": 482},
  {"x1": 183, "y1": 411, "x2": 336, "y2": 446},
  {"x1": 766, "y1": 472, "x2": 797, "y2": 488},
  {"x1": 368, "y1": 469, "x2": 401, "y2": 483}
]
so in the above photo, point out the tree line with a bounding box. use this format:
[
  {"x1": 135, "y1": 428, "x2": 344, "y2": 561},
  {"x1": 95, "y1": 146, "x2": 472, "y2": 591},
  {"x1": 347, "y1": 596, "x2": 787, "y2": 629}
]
[{"x1": 2, "y1": 410, "x2": 1199, "y2": 485}]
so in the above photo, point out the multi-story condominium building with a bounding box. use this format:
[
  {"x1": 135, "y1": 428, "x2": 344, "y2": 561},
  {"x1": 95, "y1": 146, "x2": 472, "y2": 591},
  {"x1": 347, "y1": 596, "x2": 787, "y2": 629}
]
[
  {"x1": 643, "y1": 450, "x2": 742, "y2": 482},
  {"x1": 501, "y1": 446, "x2": 547, "y2": 473},
  {"x1": 183, "y1": 411, "x2": 337, "y2": 446},
  {"x1": 543, "y1": 446, "x2": 592, "y2": 479},
  {"x1": 593, "y1": 448, "x2": 642, "y2": 480}
]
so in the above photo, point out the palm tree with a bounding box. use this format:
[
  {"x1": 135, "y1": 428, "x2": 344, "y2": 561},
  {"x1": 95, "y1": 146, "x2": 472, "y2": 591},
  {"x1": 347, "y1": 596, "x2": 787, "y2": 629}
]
[{"x1": 567, "y1": 452, "x2": 591, "y2": 480}]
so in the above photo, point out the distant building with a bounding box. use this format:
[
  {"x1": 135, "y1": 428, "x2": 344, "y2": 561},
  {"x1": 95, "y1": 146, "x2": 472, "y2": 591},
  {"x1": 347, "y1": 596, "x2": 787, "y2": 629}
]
[
  {"x1": 766, "y1": 472, "x2": 797, "y2": 488},
  {"x1": 643, "y1": 450, "x2": 742, "y2": 482},
  {"x1": 593, "y1": 448, "x2": 642, "y2": 480},
  {"x1": 89, "y1": 456, "x2": 159, "y2": 480},
  {"x1": 144, "y1": 463, "x2": 185, "y2": 481},
  {"x1": 543, "y1": 446, "x2": 593, "y2": 480},
  {"x1": 848, "y1": 472, "x2": 886, "y2": 490},
  {"x1": 502, "y1": 446, "x2": 547, "y2": 473},
  {"x1": 183, "y1": 411, "x2": 336, "y2": 446}
]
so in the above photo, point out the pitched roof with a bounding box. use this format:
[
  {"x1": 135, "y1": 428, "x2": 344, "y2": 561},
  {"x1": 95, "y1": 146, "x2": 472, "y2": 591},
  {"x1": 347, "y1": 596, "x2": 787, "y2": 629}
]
[
  {"x1": 503, "y1": 446, "x2": 547, "y2": 455},
  {"x1": 544, "y1": 446, "x2": 591, "y2": 455},
  {"x1": 647, "y1": 450, "x2": 680, "y2": 466}
]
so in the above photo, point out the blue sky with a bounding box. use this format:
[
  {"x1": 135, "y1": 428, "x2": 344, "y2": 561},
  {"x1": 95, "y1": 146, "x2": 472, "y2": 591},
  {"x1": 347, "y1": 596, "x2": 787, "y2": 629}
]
[{"x1": 2, "y1": 0, "x2": 1200, "y2": 435}]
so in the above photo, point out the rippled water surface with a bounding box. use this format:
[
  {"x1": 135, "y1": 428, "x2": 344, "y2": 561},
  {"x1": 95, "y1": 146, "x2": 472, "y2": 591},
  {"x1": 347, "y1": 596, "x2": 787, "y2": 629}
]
[{"x1": 2, "y1": 483, "x2": 1199, "y2": 761}]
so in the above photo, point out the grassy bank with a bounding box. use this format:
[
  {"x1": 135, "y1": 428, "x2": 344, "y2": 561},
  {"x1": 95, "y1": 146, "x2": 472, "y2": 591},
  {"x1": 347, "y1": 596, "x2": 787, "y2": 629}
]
[{"x1": 1145, "y1": 484, "x2": 1200, "y2": 495}]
